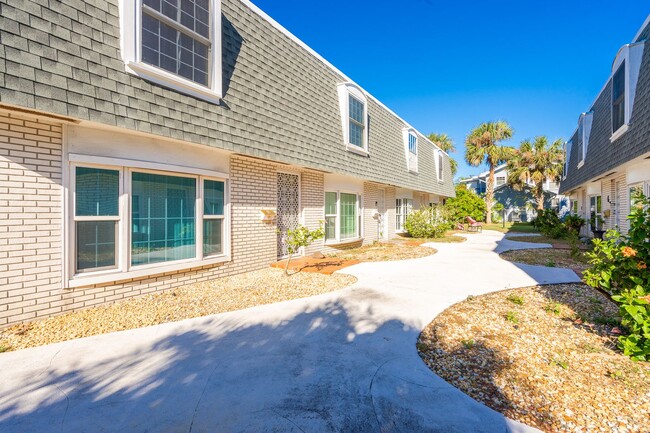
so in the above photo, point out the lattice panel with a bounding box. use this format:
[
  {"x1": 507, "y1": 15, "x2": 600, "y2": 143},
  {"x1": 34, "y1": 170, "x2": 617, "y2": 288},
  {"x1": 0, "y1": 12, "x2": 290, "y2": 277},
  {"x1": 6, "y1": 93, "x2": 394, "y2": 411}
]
[{"x1": 277, "y1": 172, "x2": 300, "y2": 258}]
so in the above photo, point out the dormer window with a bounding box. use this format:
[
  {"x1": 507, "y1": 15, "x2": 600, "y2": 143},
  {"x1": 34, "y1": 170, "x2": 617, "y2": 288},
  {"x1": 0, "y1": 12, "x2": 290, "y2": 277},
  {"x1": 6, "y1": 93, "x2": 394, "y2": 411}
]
[
  {"x1": 563, "y1": 139, "x2": 572, "y2": 179},
  {"x1": 436, "y1": 150, "x2": 444, "y2": 181},
  {"x1": 118, "y1": 0, "x2": 223, "y2": 103},
  {"x1": 337, "y1": 83, "x2": 369, "y2": 155},
  {"x1": 402, "y1": 128, "x2": 418, "y2": 172},
  {"x1": 612, "y1": 61, "x2": 626, "y2": 133},
  {"x1": 577, "y1": 112, "x2": 592, "y2": 167},
  {"x1": 610, "y1": 42, "x2": 645, "y2": 141}
]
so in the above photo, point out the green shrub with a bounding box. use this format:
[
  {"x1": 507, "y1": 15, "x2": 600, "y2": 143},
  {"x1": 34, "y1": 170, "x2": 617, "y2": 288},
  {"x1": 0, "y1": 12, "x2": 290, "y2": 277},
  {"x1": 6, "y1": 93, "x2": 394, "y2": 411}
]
[
  {"x1": 445, "y1": 184, "x2": 486, "y2": 223},
  {"x1": 282, "y1": 224, "x2": 324, "y2": 275},
  {"x1": 583, "y1": 192, "x2": 650, "y2": 361},
  {"x1": 564, "y1": 214, "x2": 586, "y2": 234},
  {"x1": 404, "y1": 206, "x2": 451, "y2": 238}
]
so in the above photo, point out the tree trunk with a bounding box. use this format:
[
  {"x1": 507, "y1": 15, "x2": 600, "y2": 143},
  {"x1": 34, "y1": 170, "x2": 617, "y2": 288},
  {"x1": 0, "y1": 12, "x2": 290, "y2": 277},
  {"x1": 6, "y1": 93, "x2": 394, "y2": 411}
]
[
  {"x1": 536, "y1": 185, "x2": 545, "y2": 211},
  {"x1": 485, "y1": 164, "x2": 495, "y2": 224},
  {"x1": 284, "y1": 252, "x2": 292, "y2": 276}
]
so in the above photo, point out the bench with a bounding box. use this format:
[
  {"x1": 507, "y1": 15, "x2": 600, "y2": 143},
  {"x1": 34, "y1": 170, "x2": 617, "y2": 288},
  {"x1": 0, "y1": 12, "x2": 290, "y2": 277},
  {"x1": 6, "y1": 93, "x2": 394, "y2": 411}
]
[{"x1": 466, "y1": 216, "x2": 483, "y2": 233}]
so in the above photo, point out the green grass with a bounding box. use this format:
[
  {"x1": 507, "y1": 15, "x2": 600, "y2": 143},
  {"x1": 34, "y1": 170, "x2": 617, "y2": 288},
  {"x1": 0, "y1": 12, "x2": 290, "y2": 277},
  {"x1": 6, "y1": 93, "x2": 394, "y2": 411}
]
[
  {"x1": 481, "y1": 222, "x2": 538, "y2": 234},
  {"x1": 507, "y1": 294, "x2": 525, "y2": 305}
]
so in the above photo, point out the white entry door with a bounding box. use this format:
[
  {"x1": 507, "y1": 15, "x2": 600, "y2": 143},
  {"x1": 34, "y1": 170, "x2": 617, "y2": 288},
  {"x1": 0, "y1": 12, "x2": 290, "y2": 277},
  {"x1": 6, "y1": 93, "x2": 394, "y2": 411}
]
[
  {"x1": 277, "y1": 172, "x2": 300, "y2": 259},
  {"x1": 377, "y1": 189, "x2": 387, "y2": 240}
]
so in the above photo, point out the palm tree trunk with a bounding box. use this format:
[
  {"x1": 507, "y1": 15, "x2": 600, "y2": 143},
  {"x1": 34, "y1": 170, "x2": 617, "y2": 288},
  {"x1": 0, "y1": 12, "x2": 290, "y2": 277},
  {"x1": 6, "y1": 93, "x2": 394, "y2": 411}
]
[
  {"x1": 485, "y1": 164, "x2": 495, "y2": 224},
  {"x1": 536, "y1": 182, "x2": 545, "y2": 210}
]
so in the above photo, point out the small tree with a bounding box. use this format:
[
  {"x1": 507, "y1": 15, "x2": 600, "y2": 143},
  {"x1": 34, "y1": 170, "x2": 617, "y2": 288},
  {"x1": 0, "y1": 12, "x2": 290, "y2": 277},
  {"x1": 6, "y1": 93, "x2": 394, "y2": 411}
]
[
  {"x1": 446, "y1": 184, "x2": 487, "y2": 223},
  {"x1": 584, "y1": 192, "x2": 650, "y2": 360},
  {"x1": 283, "y1": 224, "x2": 324, "y2": 275}
]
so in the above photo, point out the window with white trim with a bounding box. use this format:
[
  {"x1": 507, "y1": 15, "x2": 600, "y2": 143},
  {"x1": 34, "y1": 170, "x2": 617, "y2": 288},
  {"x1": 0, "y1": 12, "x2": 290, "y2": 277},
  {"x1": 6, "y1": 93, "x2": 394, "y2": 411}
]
[
  {"x1": 337, "y1": 83, "x2": 369, "y2": 154},
  {"x1": 324, "y1": 191, "x2": 362, "y2": 242},
  {"x1": 402, "y1": 128, "x2": 418, "y2": 172},
  {"x1": 71, "y1": 163, "x2": 228, "y2": 278},
  {"x1": 577, "y1": 113, "x2": 592, "y2": 166},
  {"x1": 435, "y1": 150, "x2": 444, "y2": 181},
  {"x1": 609, "y1": 42, "x2": 645, "y2": 141},
  {"x1": 118, "y1": 0, "x2": 222, "y2": 103},
  {"x1": 612, "y1": 61, "x2": 626, "y2": 134},
  {"x1": 563, "y1": 139, "x2": 571, "y2": 179},
  {"x1": 395, "y1": 198, "x2": 412, "y2": 232}
]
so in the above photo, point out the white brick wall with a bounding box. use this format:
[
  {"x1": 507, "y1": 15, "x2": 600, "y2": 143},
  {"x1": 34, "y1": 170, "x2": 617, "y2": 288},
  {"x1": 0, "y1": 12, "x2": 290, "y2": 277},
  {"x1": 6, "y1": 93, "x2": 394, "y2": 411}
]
[{"x1": 0, "y1": 111, "x2": 63, "y2": 326}]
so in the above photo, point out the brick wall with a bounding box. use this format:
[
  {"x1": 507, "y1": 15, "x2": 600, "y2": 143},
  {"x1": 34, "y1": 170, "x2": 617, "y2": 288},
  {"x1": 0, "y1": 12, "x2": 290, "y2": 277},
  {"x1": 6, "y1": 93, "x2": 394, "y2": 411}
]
[
  {"x1": 0, "y1": 111, "x2": 63, "y2": 326},
  {"x1": 301, "y1": 170, "x2": 324, "y2": 255}
]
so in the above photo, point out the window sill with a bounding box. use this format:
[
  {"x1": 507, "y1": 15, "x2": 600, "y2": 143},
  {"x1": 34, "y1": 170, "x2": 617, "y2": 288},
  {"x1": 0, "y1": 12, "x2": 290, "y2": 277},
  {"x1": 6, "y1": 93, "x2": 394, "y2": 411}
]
[
  {"x1": 324, "y1": 237, "x2": 363, "y2": 247},
  {"x1": 408, "y1": 167, "x2": 419, "y2": 174},
  {"x1": 126, "y1": 61, "x2": 222, "y2": 104},
  {"x1": 577, "y1": 160, "x2": 585, "y2": 169},
  {"x1": 610, "y1": 124, "x2": 629, "y2": 142},
  {"x1": 345, "y1": 144, "x2": 369, "y2": 156},
  {"x1": 66, "y1": 255, "x2": 231, "y2": 289}
]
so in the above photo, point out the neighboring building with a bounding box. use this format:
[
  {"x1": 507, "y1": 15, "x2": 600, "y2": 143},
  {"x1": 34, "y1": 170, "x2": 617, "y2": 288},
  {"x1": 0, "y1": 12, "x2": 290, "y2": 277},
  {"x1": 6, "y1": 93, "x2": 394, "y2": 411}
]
[
  {"x1": 560, "y1": 15, "x2": 650, "y2": 236},
  {"x1": 460, "y1": 164, "x2": 561, "y2": 222},
  {"x1": 0, "y1": 0, "x2": 455, "y2": 327}
]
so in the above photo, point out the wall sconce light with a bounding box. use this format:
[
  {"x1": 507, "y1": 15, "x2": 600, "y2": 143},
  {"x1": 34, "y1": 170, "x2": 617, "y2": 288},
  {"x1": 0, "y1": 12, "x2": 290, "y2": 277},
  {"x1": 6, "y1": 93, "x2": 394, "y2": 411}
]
[{"x1": 607, "y1": 195, "x2": 615, "y2": 206}]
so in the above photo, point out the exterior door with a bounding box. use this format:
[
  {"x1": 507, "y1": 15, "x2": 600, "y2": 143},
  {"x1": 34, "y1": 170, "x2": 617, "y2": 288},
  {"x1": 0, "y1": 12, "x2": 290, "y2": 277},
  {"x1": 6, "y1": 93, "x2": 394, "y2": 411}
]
[{"x1": 277, "y1": 172, "x2": 300, "y2": 259}]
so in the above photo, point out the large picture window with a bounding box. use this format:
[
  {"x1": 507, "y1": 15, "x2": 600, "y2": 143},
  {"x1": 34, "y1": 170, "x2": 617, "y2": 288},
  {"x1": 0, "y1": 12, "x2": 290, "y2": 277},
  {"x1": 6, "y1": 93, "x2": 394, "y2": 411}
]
[
  {"x1": 131, "y1": 172, "x2": 197, "y2": 266},
  {"x1": 324, "y1": 191, "x2": 361, "y2": 242},
  {"x1": 70, "y1": 163, "x2": 228, "y2": 282}
]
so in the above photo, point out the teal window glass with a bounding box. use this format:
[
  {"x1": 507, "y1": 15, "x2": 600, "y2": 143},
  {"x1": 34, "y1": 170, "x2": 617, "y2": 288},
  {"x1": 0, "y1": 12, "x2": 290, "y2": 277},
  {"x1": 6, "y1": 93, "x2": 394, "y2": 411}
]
[
  {"x1": 76, "y1": 221, "x2": 117, "y2": 271},
  {"x1": 75, "y1": 167, "x2": 119, "y2": 216},
  {"x1": 325, "y1": 192, "x2": 337, "y2": 241},
  {"x1": 203, "y1": 219, "x2": 222, "y2": 256},
  {"x1": 131, "y1": 172, "x2": 196, "y2": 265},
  {"x1": 204, "y1": 180, "x2": 224, "y2": 215},
  {"x1": 340, "y1": 193, "x2": 357, "y2": 240}
]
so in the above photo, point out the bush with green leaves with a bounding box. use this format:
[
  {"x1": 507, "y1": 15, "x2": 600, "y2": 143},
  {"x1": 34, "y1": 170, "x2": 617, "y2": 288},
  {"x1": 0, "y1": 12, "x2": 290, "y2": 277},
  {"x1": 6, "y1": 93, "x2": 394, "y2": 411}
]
[
  {"x1": 564, "y1": 214, "x2": 585, "y2": 234},
  {"x1": 404, "y1": 206, "x2": 452, "y2": 238},
  {"x1": 282, "y1": 224, "x2": 324, "y2": 275},
  {"x1": 583, "y1": 192, "x2": 650, "y2": 361},
  {"x1": 445, "y1": 184, "x2": 486, "y2": 223}
]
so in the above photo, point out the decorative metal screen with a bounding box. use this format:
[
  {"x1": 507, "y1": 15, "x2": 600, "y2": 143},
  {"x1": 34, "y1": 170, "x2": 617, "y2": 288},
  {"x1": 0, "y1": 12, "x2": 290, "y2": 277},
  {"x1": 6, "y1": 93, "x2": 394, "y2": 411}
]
[{"x1": 277, "y1": 172, "x2": 300, "y2": 258}]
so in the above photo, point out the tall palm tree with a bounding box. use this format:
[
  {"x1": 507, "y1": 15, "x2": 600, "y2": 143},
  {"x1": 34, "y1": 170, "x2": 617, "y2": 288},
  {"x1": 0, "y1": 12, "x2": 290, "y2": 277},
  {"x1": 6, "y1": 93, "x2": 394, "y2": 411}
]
[
  {"x1": 465, "y1": 121, "x2": 514, "y2": 224},
  {"x1": 508, "y1": 136, "x2": 564, "y2": 210},
  {"x1": 428, "y1": 133, "x2": 457, "y2": 176}
]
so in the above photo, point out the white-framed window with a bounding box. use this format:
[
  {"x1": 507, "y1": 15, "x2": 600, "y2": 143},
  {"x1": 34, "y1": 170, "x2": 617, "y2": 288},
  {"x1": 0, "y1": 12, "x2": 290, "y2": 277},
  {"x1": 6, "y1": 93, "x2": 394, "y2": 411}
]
[
  {"x1": 612, "y1": 61, "x2": 626, "y2": 134},
  {"x1": 563, "y1": 139, "x2": 572, "y2": 179},
  {"x1": 577, "y1": 112, "x2": 592, "y2": 166},
  {"x1": 610, "y1": 42, "x2": 645, "y2": 141},
  {"x1": 69, "y1": 162, "x2": 229, "y2": 286},
  {"x1": 571, "y1": 199, "x2": 578, "y2": 215},
  {"x1": 118, "y1": 0, "x2": 223, "y2": 103},
  {"x1": 324, "y1": 191, "x2": 362, "y2": 243},
  {"x1": 496, "y1": 176, "x2": 506, "y2": 187},
  {"x1": 629, "y1": 182, "x2": 649, "y2": 213},
  {"x1": 337, "y1": 83, "x2": 369, "y2": 155},
  {"x1": 589, "y1": 195, "x2": 602, "y2": 231},
  {"x1": 435, "y1": 150, "x2": 444, "y2": 181},
  {"x1": 402, "y1": 128, "x2": 418, "y2": 172},
  {"x1": 395, "y1": 198, "x2": 413, "y2": 232}
]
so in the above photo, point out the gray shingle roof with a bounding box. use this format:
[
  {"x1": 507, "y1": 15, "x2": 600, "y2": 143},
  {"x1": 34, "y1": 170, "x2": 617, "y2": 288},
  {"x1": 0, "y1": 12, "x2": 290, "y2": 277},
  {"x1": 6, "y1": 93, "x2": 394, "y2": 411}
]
[
  {"x1": 0, "y1": 0, "x2": 454, "y2": 197},
  {"x1": 560, "y1": 19, "x2": 650, "y2": 193}
]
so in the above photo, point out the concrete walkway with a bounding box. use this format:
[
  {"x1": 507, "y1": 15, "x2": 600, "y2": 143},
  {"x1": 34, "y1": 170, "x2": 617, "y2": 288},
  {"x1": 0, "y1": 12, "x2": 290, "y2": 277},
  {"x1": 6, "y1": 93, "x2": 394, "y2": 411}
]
[{"x1": 0, "y1": 231, "x2": 581, "y2": 433}]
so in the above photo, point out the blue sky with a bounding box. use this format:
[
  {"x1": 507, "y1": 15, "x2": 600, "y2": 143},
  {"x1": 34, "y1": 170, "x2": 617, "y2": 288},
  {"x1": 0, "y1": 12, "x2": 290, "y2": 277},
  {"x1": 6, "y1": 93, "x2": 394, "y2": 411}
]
[{"x1": 252, "y1": 0, "x2": 649, "y2": 180}]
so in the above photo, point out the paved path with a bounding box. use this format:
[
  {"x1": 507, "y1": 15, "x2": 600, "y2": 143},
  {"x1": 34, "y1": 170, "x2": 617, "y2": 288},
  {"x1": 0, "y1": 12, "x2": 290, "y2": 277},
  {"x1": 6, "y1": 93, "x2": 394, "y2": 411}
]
[{"x1": 0, "y1": 231, "x2": 580, "y2": 432}]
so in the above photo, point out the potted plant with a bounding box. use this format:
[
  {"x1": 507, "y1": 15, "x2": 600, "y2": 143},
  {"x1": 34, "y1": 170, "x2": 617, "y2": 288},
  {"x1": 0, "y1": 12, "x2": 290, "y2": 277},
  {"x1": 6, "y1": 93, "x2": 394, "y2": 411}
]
[
  {"x1": 564, "y1": 214, "x2": 585, "y2": 234},
  {"x1": 589, "y1": 215, "x2": 605, "y2": 239}
]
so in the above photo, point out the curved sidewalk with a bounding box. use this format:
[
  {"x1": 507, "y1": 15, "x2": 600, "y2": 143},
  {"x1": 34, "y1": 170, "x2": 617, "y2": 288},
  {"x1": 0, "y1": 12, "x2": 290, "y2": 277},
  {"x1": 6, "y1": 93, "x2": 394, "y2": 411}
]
[{"x1": 0, "y1": 231, "x2": 580, "y2": 432}]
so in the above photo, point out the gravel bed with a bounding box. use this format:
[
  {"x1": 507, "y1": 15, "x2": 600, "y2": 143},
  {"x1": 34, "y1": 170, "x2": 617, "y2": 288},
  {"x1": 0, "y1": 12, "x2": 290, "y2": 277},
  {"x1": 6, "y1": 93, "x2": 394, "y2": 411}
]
[
  {"x1": 500, "y1": 249, "x2": 591, "y2": 276},
  {"x1": 418, "y1": 283, "x2": 650, "y2": 433},
  {"x1": 0, "y1": 268, "x2": 357, "y2": 352}
]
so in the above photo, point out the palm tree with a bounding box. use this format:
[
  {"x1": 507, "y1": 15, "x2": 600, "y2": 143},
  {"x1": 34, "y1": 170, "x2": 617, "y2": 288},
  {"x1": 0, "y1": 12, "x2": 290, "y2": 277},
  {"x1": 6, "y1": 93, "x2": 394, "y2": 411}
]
[
  {"x1": 428, "y1": 133, "x2": 457, "y2": 176},
  {"x1": 508, "y1": 136, "x2": 564, "y2": 210},
  {"x1": 465, "y1": 121, "x2": 514, "y2": 224}
]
